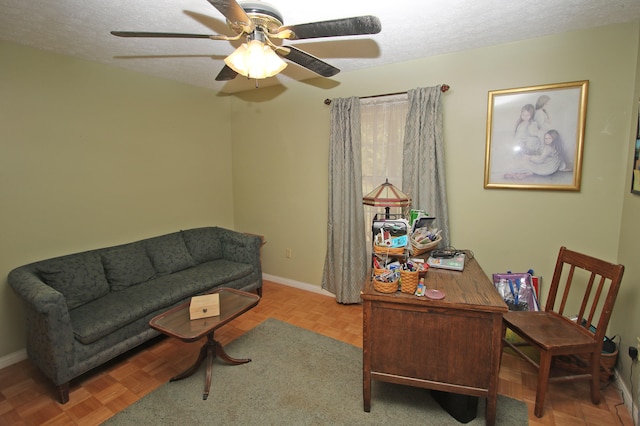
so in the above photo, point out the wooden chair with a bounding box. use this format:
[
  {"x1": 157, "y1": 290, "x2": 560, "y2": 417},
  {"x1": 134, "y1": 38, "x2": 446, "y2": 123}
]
[{"x1": 502, "y1": 246, "x2": 625, "y2": 417}]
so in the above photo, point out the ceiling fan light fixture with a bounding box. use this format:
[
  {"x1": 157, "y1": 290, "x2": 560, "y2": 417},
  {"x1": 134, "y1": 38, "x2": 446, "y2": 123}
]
[
  {"x1": 224, "y1": 39, "x2": 287, "y2": 79},
  {"x1": 110, "y1": 0, "x2": 382, "y2": 84}
]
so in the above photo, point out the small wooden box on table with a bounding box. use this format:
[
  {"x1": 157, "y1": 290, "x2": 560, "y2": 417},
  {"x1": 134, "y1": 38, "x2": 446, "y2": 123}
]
[{"x1": 361, "y1": 256, "x2": 507, "y2": 426}]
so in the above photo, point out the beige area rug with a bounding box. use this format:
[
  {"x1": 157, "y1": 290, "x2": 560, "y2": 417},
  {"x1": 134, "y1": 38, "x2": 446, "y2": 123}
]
[{"x1": 104, "y1": 318, "x2": 527, "y2": 425}]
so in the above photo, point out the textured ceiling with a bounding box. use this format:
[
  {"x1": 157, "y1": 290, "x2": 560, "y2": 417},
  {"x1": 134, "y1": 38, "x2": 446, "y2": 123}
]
[{"x1": 1, "y1": 0, "x2": 640, "y2": 94}]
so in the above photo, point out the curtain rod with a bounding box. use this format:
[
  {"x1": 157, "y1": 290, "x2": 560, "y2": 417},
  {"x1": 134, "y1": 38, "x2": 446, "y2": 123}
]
[{"x1": 323, "y1": 84, "x2": 450, "y2": 105}]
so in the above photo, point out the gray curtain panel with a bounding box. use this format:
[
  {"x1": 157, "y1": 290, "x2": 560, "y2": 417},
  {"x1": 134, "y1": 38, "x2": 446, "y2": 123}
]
[
  {"x1": 402, "y1": 86, "x2": 450, "y2": 247},
  {"x1": 321, "y1": 97, "x2": 368, "y2": 304}
]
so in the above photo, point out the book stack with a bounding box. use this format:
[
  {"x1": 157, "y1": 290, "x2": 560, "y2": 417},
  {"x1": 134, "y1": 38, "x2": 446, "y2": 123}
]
[{"x1": 427, "y1": 253, "x2": 466, "y2": 271}]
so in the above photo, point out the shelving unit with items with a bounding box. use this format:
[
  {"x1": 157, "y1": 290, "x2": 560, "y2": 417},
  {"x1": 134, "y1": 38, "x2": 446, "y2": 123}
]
[{"x1": 371, "y1": 214, "x2": 408, "y2": 276}]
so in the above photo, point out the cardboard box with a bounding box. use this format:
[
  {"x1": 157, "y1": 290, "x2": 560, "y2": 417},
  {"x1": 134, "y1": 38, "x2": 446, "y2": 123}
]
[{"x1": 189, "y1": 293, "x2": 220, "y2": 320}]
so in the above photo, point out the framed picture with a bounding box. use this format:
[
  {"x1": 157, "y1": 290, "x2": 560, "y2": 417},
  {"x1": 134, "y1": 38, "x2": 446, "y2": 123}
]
[
  {"x1": 484, "y1": 81, "x2": 588, "y2": 190},
  {"x1": 632, "y1": 102, "x2": 640, "y2": 195}
]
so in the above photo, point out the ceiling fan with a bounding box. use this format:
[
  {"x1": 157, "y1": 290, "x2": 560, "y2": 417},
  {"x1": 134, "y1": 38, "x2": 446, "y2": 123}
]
[{"x1": 111, "y1": 0, "x2": 382, "y2": 82}]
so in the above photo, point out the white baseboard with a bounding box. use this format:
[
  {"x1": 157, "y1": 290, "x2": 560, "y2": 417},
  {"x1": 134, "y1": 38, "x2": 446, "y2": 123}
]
[
  {"x1": 615, "y1": 368, "x2": 638, "y2": 424},
  {"x1": 262, "y1": 273, "x2": 335, "y2": 298},
  {"x1": 0, "y1": 348, "x2": 27, "y2": 370}
]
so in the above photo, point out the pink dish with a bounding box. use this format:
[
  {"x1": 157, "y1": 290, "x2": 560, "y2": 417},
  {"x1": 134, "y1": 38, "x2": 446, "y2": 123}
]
[{"x1": 425, "y1": 289, "x2": 445, "y2": 300}]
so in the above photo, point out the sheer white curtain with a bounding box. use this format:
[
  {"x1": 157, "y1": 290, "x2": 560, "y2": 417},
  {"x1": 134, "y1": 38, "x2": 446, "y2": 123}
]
[{"x1": 360, "y1": 94, "x2": 409, "y2": 248}]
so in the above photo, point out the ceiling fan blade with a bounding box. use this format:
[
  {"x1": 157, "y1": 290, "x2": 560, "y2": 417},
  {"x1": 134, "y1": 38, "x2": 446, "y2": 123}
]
[
  {"x1": 275, "y1": 15, "x2": 381, "y2": 40},
  {"x1": 215, "y1": 65, "x2": 238, "y2": 81},
  {"x1": 277, "y1": 46, "x2": 339, "y2": 77},
  {"x1": 110, "y1": 31, "x2": 230, "y2": 40},
  {"x1": 206, "y1": 0, "x2": 254, "y2": 33}
]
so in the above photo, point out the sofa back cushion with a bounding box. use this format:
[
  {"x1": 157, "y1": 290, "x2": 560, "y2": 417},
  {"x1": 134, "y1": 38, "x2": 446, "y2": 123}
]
[
  {"x1": 144, "y1": 232, "x2": 196, "y2": 275},
  {"x1": 37, "y1": 252, "x2": 110, "y2": 310},
  {"x1": 181, "y1": 227, "x2": 222, "y2": 263},
  {"x1": 101, "y1": 242, "x2": 157, "y2": 291}
]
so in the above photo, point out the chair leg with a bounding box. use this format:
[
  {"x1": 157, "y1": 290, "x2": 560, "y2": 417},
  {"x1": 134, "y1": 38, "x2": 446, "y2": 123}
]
[
  {"x1": 534, "y1": 352, "x2": 553, "y2": 418},
  {"x1": 589, "y1": 352, "x2": 601, "y2": 405}
]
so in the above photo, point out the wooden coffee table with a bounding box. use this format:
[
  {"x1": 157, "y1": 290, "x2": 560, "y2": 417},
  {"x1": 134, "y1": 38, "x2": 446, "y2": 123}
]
[{"x1": 149, "y1": 287, "x2": 260, "y2": 400}]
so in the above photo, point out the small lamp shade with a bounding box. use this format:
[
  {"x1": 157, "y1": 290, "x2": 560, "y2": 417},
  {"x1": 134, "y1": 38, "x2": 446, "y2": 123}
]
[{"x1": 362, "y1": 179, "x2": 411, "y2": 218}]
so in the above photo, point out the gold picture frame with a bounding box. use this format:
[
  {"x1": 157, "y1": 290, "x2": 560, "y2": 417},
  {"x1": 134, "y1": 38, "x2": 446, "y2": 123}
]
[
  {"x1": 484, "y1": 81, "x2": 588, "y2": 190},
  {"x1": 632, "y1": 100, "x2": 640, "y2": 195}
]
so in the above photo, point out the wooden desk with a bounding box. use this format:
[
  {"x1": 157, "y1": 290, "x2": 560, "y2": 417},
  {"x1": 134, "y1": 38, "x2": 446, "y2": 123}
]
[{"x1": 361, "y1": 256, "x2": 507, "y2": 426}]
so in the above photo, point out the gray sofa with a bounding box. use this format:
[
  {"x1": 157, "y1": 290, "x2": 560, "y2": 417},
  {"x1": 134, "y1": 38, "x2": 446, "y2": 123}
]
[{"x1": 8, "y1": 226, "x2": 263, "y2": 404}]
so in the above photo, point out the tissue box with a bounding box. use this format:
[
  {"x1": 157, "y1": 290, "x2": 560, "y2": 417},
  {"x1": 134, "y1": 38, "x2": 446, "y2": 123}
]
[{"x1": 189, "y1": 293, "x2": 220, "y2": 320}]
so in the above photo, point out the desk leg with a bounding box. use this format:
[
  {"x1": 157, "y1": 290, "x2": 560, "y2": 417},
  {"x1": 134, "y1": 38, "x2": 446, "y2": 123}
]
[
  {"x1": 363, "y1": 301, "x2": 371, "y2": 412},
  {"x1": 486, "y1": 393, "x2": 497, "y2": 426},
  {"x1": 485, "y1": 314, "x2": 503, "y2": 426},
  {"x1": 363, "y1": 369, "x2": 371, "y2": 412}
]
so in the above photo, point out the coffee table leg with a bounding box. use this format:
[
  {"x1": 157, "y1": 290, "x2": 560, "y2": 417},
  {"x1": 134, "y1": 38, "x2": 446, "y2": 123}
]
[
  {"x1": 170, "y1": 332, "x2": 252, "y2": 400},
  {"x1": 216, "y1": 339, "x2": 251, "y2": 365},
  {"x1": 171, "y1": 343, "x2": 208, "y2": 382},
  {"x1": 203, "y1": 341, "x2": 215, "y2": 400}
]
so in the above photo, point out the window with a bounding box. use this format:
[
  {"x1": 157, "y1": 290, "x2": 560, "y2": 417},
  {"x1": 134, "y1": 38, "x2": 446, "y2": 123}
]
[{"x1": 360, "y1": 94, "x2": 409, "y2": 246}]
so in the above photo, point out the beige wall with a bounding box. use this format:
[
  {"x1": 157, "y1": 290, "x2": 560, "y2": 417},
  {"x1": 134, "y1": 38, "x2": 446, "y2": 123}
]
[
  {"x1": 0, "y1": 41, "x2": 235, "y2": 356},
  {"x1": 230, "y1": 22, "x2": 640, "y2": 408},
  {"x1": 615, "y1": 24, "x2": 640, "y2": 412},
  {"x1": 233, "y1": 22, "x2": 637, "y2": 285},
  {"x1": 1, "y1": 20, "x2": 640, "y2": 412}
]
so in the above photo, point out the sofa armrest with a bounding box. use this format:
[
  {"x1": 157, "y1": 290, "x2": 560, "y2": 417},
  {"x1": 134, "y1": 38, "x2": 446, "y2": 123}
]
[
  {"x1": 8, "y1": 267, "x2": 75, "y2": 385},
  {"x1": 217, "y1": 228, "x2": 263, "y2": 269}
]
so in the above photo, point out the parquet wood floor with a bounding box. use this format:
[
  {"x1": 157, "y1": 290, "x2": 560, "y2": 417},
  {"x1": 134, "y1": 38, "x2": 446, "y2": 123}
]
[{"x1": 0, "y1": 280, "x2": 634, "y2": 425}]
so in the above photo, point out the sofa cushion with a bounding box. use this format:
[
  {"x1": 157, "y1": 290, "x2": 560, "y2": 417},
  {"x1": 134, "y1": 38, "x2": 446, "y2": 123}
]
[
  {"x1": 101, "y1": 242, "x2": 157, "y2": 291},
  {"x1": 69, "y1": 259, "x2": 253, "y2": 344},
  {"x1": 145, "y1": 233, "x2": 196, "y2": 275},
  {"x1": 176, "y1": 259, "x2": 253, "y2": 285},
  {"x1": 37, "y1": 252, "x2": 110, "y2": 310},
  {"x1": 182, "y1": 227, "x2": 222, "y2": 263},
  {"x1": 70, "y1": 275, "x2": 184, "y2": 344}
]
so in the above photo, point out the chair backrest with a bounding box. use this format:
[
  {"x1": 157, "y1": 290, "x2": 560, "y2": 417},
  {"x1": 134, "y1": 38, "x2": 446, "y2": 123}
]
[{"x1": 545, "y1": 246, "x2": 625, "y2": 346}]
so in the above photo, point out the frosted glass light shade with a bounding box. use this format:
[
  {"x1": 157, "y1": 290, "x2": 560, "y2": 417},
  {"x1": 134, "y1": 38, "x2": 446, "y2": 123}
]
[{"x1": 224, "y1": 40, "x2": 287, "y2": 79}]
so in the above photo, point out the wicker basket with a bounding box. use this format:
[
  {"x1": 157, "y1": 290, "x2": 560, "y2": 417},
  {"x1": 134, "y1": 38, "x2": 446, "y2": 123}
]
[
  {"x1": 400, "y1": 270, "x2": 419, "y2": 294},
  {"x1": 373, "y1": 244, "x2": 406, "y2": 256},
  {"x1": 411, "y1": 235, "x2": 442, "y2": 256},
  {"x1": 373, "y1": 277, "x2": 399, "y2": 293},
  {"x1": 551, "y1": 349, "x2": 618, "y2": 383},
  {"x1": 373, "y1": 268, "x2": 389, "y2": 277}
]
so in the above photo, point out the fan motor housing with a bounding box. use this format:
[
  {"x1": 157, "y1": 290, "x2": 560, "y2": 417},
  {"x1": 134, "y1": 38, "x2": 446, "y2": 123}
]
[{"x1": 230, "y1": 1, "x2": 283, "y2": 33}]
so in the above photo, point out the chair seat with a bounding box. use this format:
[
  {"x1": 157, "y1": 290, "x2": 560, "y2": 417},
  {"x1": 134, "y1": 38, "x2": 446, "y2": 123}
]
[{"x1": 504, "y1": 311, "x2": 596, "y2": 353}]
